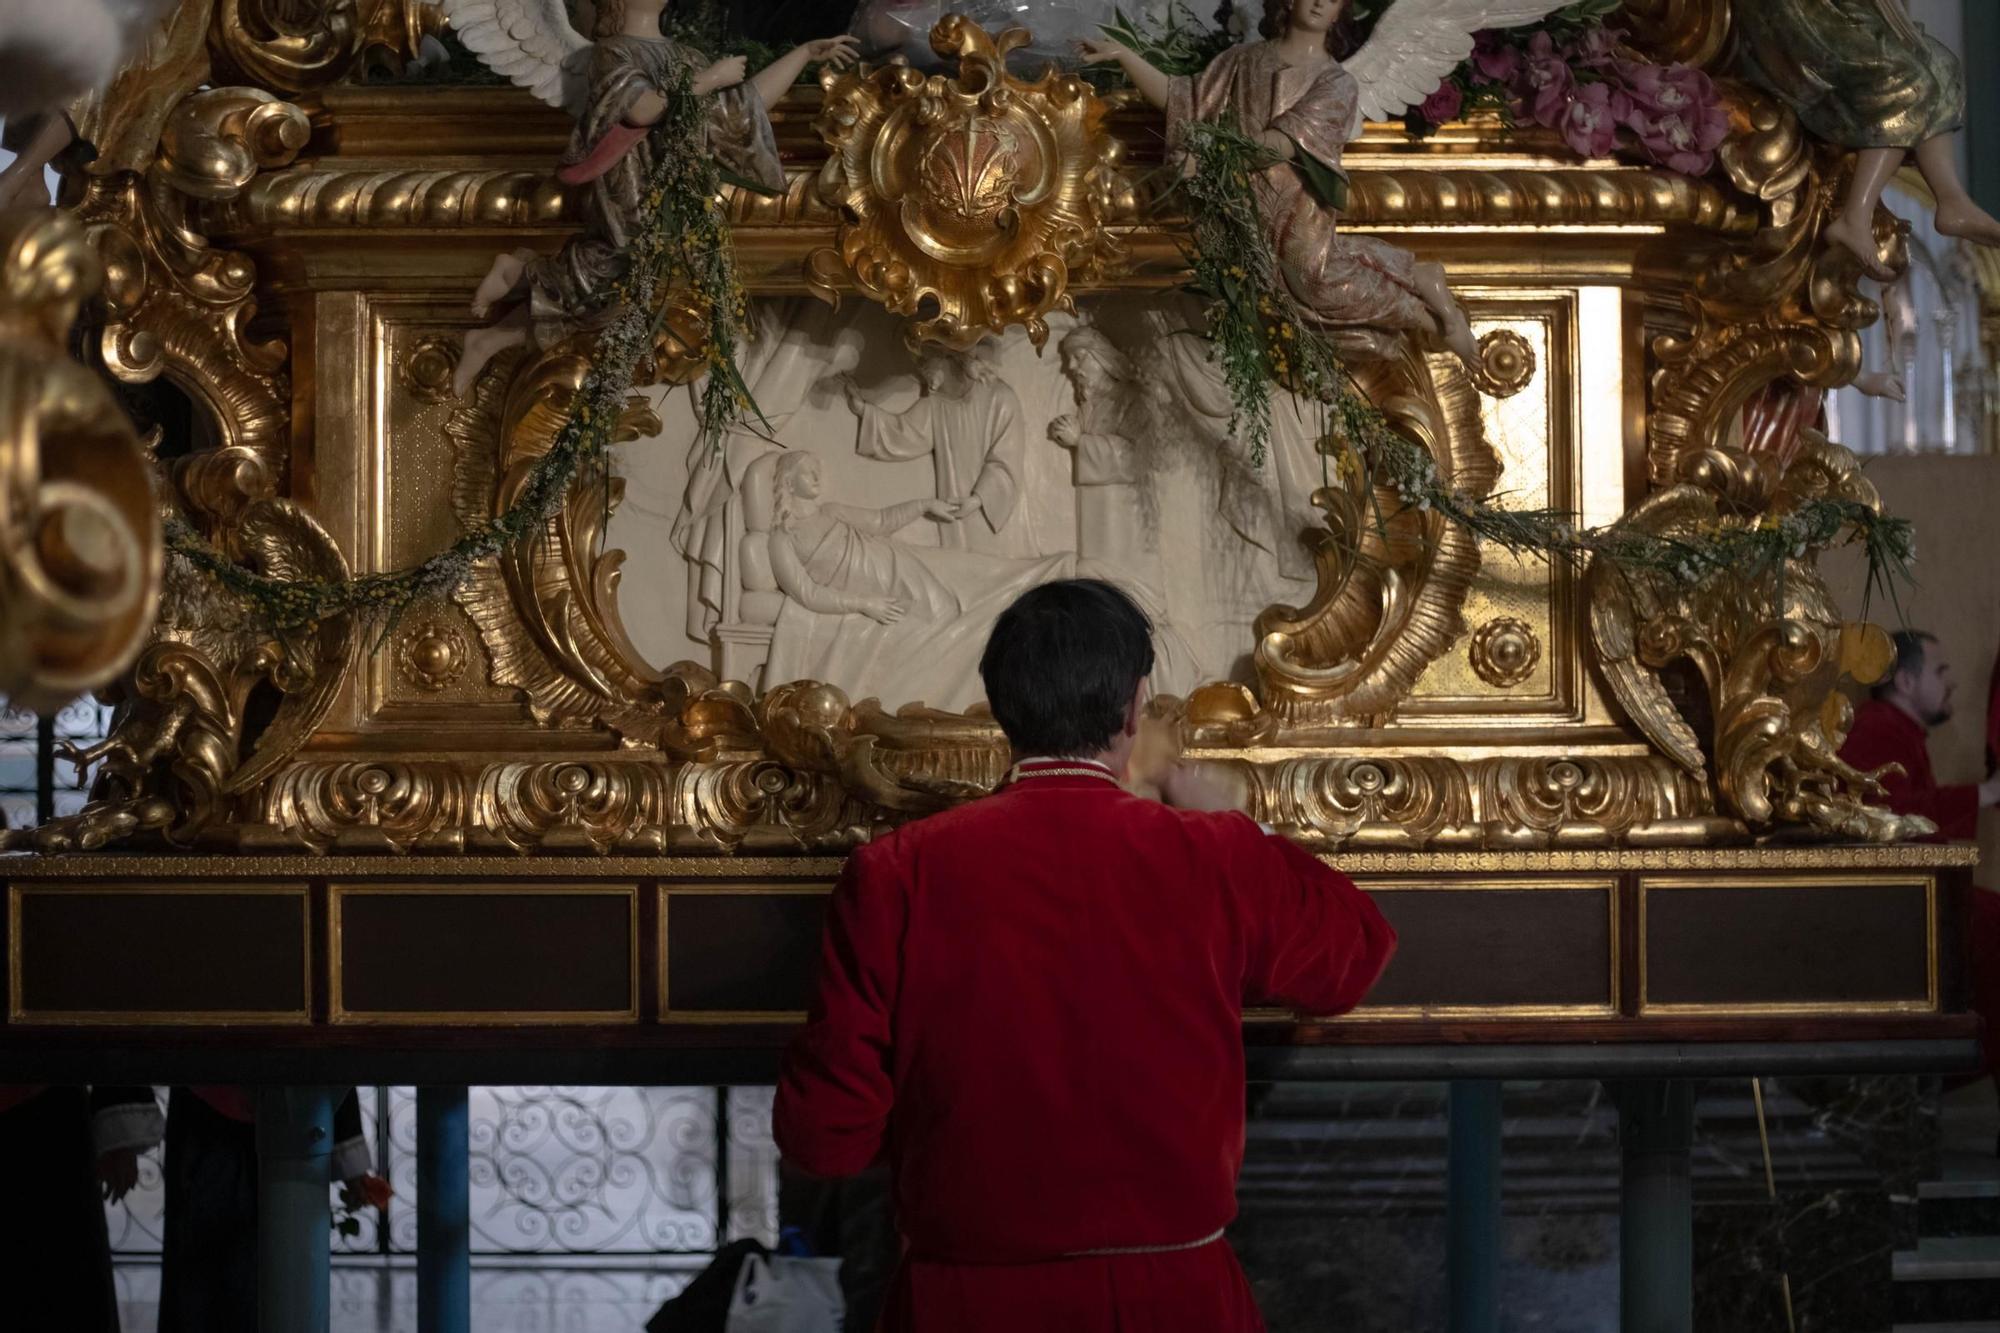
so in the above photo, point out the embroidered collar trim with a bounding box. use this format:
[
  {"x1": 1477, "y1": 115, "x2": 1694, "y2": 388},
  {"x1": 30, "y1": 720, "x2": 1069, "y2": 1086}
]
[{"x1": 1006, "y1": 756, "x2": 1121, "y2": 786}]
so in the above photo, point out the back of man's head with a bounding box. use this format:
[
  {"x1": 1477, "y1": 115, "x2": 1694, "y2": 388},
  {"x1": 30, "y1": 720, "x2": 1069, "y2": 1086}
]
[{"x1": 980, "y1": 579, "x2": 1155, "y2": 758}]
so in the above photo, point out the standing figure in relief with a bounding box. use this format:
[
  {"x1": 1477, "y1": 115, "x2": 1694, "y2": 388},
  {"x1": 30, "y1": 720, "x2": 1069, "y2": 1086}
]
[
  {"x1": 442, "y1": 0, "x2": 859, "y2": 394},
  {"x1": 830, "y1": 347, "x2": 1034, "y2": 557},
  {"x1": 1051, "y1": 327, "x2": 1207, "y2": 693},
  {"x1": 1736, "y1": 0, "x2": 2000, "y2": 280},
  {"x1": 1079, "y1": 0, "x2": 1571, "y2": 370}
]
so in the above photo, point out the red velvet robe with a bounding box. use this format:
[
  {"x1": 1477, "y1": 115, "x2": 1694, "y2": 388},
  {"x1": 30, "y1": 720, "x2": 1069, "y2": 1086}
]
[
  {"x1": 1839, "y1": 698, "x2": 1978, "y2": 839},
  {"x1": 774, "y1": 760, "x2": 1397, "y2": 1332},
  {"x1": 1838, "y1": 699, "x2": 2000, "y2": 1073}
]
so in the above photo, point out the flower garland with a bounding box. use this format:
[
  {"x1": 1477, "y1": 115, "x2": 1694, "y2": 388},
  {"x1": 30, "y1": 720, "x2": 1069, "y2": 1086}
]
[
  {"x1": 166, "y1": 61, "x2": 755, "y2": 635},
  {"x1": 1396, "y1": 2, "x2": 1729, "y2": 174},
  {"x1": 1172, "y1": 118, "x2": 1916, "y2": 604}
]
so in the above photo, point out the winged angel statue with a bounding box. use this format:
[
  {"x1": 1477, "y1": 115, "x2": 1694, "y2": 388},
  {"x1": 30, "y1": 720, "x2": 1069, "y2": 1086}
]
[
  {"x1": 1082, "y1": 0, "x2": 1573, "y2": 368},
  {"x1": 442, "y1": 0, "x2": 857, "y2": 394}
]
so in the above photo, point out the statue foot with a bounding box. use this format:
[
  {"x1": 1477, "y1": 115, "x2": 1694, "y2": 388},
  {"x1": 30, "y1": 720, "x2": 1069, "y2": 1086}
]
[
  {"x1": 1935, "y1": 197, "x2": 2000, "y2": 249},
  {"x1": 1823, "y1": 214, "x2": 1897, "y2": 281},
  {"x1": 1853, "y1": 370, "x2": 1906, "y2": 403},
  {"x1": 455, "y1": 324, "x2": 528, "y2": 397},
  {"x1": 469, "y1": 249, "x2": 532, "y2": 320}
]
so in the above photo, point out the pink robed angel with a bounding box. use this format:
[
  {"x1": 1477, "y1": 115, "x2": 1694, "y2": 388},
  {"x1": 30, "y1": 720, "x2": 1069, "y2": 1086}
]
[{"x1": 1081, "y1": 0, "x2": 1573, "y2": 370}]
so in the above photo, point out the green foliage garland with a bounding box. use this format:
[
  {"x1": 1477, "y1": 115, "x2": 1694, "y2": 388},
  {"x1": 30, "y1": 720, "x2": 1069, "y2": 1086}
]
[
  {"x1": 1171, "y1": 119, "x2": 1917, "y2": 608},
  {"x1": 166, "y1": 63, "x2": 755, "y2": 634}
]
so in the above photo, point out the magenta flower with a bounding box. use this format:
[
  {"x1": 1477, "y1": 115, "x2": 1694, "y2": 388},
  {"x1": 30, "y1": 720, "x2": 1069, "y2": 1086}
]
[
  {"x1": 1575, "y1": 25, "x2": 1624, "y2": 69},
  {"x1": 1517, "y1": 31, "x2": 1575, "y2": 128},
  {"x1": 1559, "y1": 81, "x2": 1630, "y2": 158},
  {"x1": 1419, "y1": 79, "x2": 1465, "y2": 125},
  {"x1": 1470, "y1": 30, "x2": 1519, "y2": 83},
  {"x1": 1618, "y1": 63, "x2": 1728, "y2": 174}
]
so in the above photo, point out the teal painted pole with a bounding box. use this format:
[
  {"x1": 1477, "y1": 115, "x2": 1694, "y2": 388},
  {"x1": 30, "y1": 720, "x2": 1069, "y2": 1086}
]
[
  {"x1": 256, "y1": 1085, "x2": 337, "y2": 1333},
  {"x1": 1447, "y1": 1080, "x2": 1503, "y2": 1333},
  {"x1": 418, "y1": 1086, "x2": 472, "y2": 1333},
  {"x1": 1619, "y1": 1080, "x2": 1695, "y2": 1333}
]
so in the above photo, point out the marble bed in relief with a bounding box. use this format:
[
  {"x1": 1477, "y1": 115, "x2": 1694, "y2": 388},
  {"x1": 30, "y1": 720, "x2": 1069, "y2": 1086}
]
[{"x1": 608, "y1": 295, "x2": 1333, "y2": 711}]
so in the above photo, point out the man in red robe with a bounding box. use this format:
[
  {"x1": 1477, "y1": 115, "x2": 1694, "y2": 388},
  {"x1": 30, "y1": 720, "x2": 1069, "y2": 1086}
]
[
  {"x1": 1838, "y1": 629, "x2": 2000, "y2": 1080},
  {"x1": 774, "y1": 578, "x2": 1397, "y2": 1332}
]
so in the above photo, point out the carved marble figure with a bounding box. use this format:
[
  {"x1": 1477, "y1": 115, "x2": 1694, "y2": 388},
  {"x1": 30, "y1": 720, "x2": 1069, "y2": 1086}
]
[
  {"x1": 759, "y1": 449, "x2": 1073, "y2": 711},
  {"x1": 1052, "y1": 324, "x2": 1206, "y2": 692},
  {"x1": 830, "y1": 346, "x2": 1034, "y2": 557},
  {"x1": 1080, "y1": 0, "x2": 1569, "y2": 370},
  {"x1": 442, "y1": 0, "x2": 858, "y2": 393},
  {"x1": 1737, "y1": 0, "x2": 2000, "y2": 281}
]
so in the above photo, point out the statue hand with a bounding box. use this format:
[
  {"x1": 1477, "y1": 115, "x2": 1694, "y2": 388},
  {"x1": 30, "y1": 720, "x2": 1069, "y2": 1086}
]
[
  {"x1": 1048, "y1": 416, "x2": 1080, "y2": 447},
  {"x1": 922, "y1": 498, "x2": 965, "y2": 522},
  {"x1": 860, "y1": 596, "x2": 907, "y2": 624},
  {"x1": 693, "y1": 55, "x2": 748, "y2": 95},
  {"x1": 1076, "y1": 37, "x2": 1128, "y2": 64},
  {"x1": 803, "y1": 35, "x2": 860, "y2": 69}
]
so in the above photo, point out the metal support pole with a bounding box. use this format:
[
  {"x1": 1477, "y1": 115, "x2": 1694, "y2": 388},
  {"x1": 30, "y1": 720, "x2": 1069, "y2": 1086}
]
[
  {"x1": 418, "y1": 1085, "x2": 472, "y2": 1333},
  {"x1": 1619, "y1": 1080, "x2": 1695, "y2": 1333},
  {"x1": 1447, "y1": 1080, "x2": 1503, "y2": 1333},
  {"x1": 256, "y1": 1085, "x2": 336, "y2": 1333}
]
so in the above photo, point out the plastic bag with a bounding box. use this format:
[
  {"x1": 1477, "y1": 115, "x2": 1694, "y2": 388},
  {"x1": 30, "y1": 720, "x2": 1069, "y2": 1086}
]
[{"x1": 723, "y1": 1252, "x2": 845, "y2": 1333}]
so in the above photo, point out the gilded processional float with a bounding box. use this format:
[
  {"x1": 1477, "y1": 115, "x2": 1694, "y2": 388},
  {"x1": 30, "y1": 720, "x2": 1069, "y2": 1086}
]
[{"x1": 1, "y1": 0, "x2": 1994, "y2": 1327}]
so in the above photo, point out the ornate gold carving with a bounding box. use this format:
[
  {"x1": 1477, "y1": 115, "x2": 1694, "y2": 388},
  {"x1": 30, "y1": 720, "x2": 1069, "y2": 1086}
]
[
  {"x1": 4, "y1": 500, "x2": 355, "y2": 853},
  {"x1": 81, "y1": 87, "x2": 308, "y2": 516},
  {"x1": 225, "y1": 168, "x2": 569, "y2": 232},
  {"x1": 1469, "y1": 617, "x2": 1542, "y2": 688},
  {"x1": 0, "y1": 207, "x2": 161, "y2": 712},
  {"x1": 209, "y1": 0, "x2": 363, "y2": 95},
  {"x1": 396, "y1": 616, "x2": 467, "y2": 691},
  {"x1": 6, "y1": 843, "x2": 1974, "y2": 882},
  {"x1": 1619, "y1": 0, "x2": 1732, "y2": 69},
  {"x1": 401, "y1": 335, "x2": 460, "y2": 404},
  {"x1": 1589, "y1": 433, "x2": 1926, "y2": 842},
  {"x1": 1252, "y1": 348, "x2": 1498, "y2": 727},
  {"x1": 808, "y1": 18, "x2": 1127, "y2": 348},
  {"x1": 1646, "y1": 86, "x2": 1879, "y2": 486},
  {"x1": 1250, "y1": 754, "x2": 1708, "y2": 850},
  {"x1": 1472, "y1": 329, "x2": 1536, "y2": 400}
]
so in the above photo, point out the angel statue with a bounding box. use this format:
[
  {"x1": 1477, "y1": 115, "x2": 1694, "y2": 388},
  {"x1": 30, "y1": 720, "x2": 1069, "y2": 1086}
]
[
  {"x1": 1080, "y1": 0, "x2": 1571, "y2": 369},
  {"x1": 1738, "y1": 0, "x2": 2000, "y2": 282},
  {"x1": 442, "y1": 0, "x2": 858, "y2": 394}
]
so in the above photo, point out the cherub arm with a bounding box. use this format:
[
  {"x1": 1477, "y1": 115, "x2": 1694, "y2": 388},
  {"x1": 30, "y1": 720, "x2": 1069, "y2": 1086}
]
[
  {"x1": 749, "y1": 36, "x2": 860, "y2": 108},
  {"x1": 1076, "y1": 36, "x2": 1174, "y2": 111}
]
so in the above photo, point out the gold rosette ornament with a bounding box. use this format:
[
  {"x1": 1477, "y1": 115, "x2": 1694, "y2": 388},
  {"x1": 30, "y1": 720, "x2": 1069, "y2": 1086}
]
[{"x1": 809, "y1": 16, "x2": 1126, "y2": 349}]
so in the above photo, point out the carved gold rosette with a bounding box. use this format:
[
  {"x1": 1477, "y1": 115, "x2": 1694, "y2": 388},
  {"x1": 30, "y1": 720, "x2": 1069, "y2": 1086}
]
[{"x1": 11, "y1": 4, "x2": 1936, "y2": 856}]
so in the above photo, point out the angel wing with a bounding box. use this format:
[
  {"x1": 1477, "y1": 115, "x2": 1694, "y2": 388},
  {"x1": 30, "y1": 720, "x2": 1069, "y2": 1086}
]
[
  {"x1": 443, "y1": 0, "x2": 592, "y2": 115},
  {"x1": 1344, "y1": 0, "x2": 1574, "y2": 125}
]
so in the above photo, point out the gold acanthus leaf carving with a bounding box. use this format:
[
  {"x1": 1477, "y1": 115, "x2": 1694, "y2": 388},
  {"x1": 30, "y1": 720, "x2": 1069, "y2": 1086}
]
[
  {"x1": 0, "y1": 207, "x2": 161, "y2": 713},
  {"x1": 808, "y1": 17, "x2": 1128, "y2": 349},
  {"x1": 81, "y1": 86, "x2": 309, "y2": 521},
  {"x1": 1587, "y1": 432, "x2": 1926, "y2": 842},
  {"x1": 5, "y1": 498, "x2": 355, "y2": 852},
  {"x1": 1252, "y1": 347, "x2": 1499, "y2": 727},
  {"x1": 1646, "y1": 85, "x2": 1881, "y2": 486}
]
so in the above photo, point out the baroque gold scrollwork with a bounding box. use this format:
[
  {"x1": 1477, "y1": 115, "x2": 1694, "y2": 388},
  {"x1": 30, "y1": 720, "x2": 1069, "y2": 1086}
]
[
  {"x1": 1588, "y1": 432, "x2": 1926, "y2": 842},
  {"x1": 1252, "y1": 348, "x2": 1499, "y2": 727},
  {"x1": 0, "y1": 207, "x2": 161, "y2": 712},
  {"x1": 809, "y1": 17, "x2": 1128, "y2": 348}
]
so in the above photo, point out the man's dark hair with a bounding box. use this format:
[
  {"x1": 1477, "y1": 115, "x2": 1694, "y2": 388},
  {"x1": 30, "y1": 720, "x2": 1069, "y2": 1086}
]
[
  {"x1": 1873, "y1": 629, "x2": 1936, "y2": 699},
  {"x1": 980, "y1": 579, "x2": 1155, "y2": 756}
]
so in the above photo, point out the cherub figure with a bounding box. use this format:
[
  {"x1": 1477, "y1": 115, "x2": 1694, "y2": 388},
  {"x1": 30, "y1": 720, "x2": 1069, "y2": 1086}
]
[
  {"x1": 1080, "y1": 0, "x2": 1570, "y2": 370},
  {"x1": 443, "y1": 0, "x2": 857, "y2": 393},
  {"x1": 1738, "y1": 0, "x2": 2000, "y2": 281}
]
